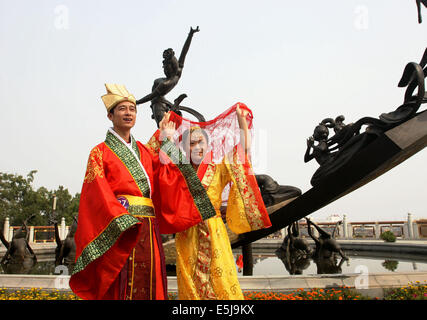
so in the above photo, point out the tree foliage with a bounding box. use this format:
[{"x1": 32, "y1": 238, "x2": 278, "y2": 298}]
[{"x1": 0, "y1": 171, "x2": 80, "y2": 227}]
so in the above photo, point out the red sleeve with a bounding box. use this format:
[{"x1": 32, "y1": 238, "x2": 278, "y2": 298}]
[
  {"x1": 69, "y1": 144, "x2": 142, "y2": 300},
  {"x1": 143, "y1": 133, "x2": 216, "y2": 234}
]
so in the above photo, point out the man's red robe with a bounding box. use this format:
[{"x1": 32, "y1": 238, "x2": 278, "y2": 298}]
[{"x1": 69, "y1": 128, "x2": 216, "y2": 300}]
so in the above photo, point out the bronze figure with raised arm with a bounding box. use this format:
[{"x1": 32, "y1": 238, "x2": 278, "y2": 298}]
[{"x1": 136, "y1": 26, "x2": 200, "y2": 126}]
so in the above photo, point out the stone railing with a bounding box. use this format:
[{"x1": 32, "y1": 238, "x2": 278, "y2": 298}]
[
  {"x1": 3, "y1": 214, "x2": 427, "y2": 243},
  {"x1": 2, "y1": 217, "x2": 69, "y2": 244},
  {"x1": 268, "y1": 213, "x2": 427, "y2": 240}
]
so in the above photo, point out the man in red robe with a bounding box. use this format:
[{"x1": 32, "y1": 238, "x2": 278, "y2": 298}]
[{"x1": 69, "y1": 84, "x2": 216, "y2": 300}]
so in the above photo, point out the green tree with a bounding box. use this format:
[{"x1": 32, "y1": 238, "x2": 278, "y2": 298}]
[
  {"x1": 0, "y1": 170, "x2": 40, "y2": 225},
  {"x1": 0, "y1": 171, "x2": 80, "y2": 227},
  {"x1": 50, "y1": 186, "x2": 80, "y2": 225}
]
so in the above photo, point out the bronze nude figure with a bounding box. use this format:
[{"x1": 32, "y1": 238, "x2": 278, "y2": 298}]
[
  {"x1": 275, "y1": 222, "x2": 311, "y2": 275},
  {"x1": 306, "y1": 218, "x2": 348, "y2": 274},
  {"x1": 54, "y1": 216, "x2": 77, "y2": 273},
  {"x1": 0, "y1": 215, "x2": 37, "y2": 274},
  {"x1": 136, "y1": 26, "x2": 206, "y2": 126}
]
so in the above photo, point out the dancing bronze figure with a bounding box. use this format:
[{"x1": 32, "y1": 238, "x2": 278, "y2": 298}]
[{"x1": 136, "y1": 26, "x2": 205, "y2": 126}]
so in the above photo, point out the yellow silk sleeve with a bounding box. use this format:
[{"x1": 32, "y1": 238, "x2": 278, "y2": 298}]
[
  {"x1": 226, "y1": 180, "x2": 253, "y2": 234},
  {"x1": 212, "y1": 160, "x2": 252, "y2": 235}
]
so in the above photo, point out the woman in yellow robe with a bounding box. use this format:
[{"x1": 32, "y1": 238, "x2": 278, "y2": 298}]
[{"x1": 174, "y1": 104, "x2": 271, "y2": 300}]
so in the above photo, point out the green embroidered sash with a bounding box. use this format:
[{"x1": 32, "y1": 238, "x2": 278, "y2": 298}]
[
  {"x1": 72, "y1": 214, "x2": 139, "y2": 275},
  {"x1": 160, "y1": 139, "x2": 216, "y2": 221},
  {"x1": 105, "y1": 130, "x2": 151, "y2": 198},
  {"x1": 72, "y1": 132, "x2": 150, "y2": 277}
]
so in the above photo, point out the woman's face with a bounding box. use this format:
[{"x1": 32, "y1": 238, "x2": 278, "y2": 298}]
[{"x1": 187, "y1": 130, "x2": 208, "y2": 165}]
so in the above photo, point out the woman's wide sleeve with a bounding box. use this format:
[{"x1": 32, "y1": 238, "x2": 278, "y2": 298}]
[
  {"x1": 145, "y1": 131, "x2": 216, "y2": 234},
  {"x1": 69, "y1": 145, "x2": 142, "y2": 300},
  {"x1": 224, "y1": 144, "x2": 272, "y2": 234}
]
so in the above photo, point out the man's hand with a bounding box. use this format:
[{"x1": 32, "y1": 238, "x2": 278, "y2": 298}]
[{"x1": 159, "y1": 111, "x2": 176, "y2": 141}]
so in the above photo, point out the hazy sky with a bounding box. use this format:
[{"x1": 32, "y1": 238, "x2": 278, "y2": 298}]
[{"x1": 0, "y1": 1, "x2": 426, "y2": 222}]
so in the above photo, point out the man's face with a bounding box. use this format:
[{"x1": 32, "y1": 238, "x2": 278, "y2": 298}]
[
  {"x1": 188, "y1": 130, "x2": 208, "y2": 165},
  {"x1": 108, "y1": 101, "x2": 137, "y2": 130}
]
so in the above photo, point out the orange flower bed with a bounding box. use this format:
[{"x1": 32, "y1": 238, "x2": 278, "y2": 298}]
[{"x1": 243, "y1": 286, "x2": 368, "y2": 300}]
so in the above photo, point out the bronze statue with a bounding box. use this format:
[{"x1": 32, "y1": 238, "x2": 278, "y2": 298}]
[
  {"x1": 276, "y1": 245, "x2": 311, "y2": 275},
  {"x1": 136, "y1": 26, "x2": 206, "y2": 126},
  {"x1": 0, "y1": 215, "x2": 37, "y2": 274},
  {"x1": 416, "y1": 0, "x2": 427, "y2": 23},
  {"x1": 304, "y1": 120, "x2": 334, "y2": 166},
  {"x1": 306, "y1": 218, "x2": 347, "y2": 259},
  {"x1": 255, "y1": 174, "x2": 301, "y2": 207},
  {"x1": 280, "y1": 222, "x2": 311, "y2": 254},
  {"x1": 305, "y1": 48, "x2": 427, "y2": 186},
  {"x1": 306, "y1": 218, "x2": 348, "y2": 274},
  {"x1": 54, "y1": 216, "x2": 77, "y2": 273},
  {"x1": 276, "y1": 222, "x2": 311, "y2": 275}
]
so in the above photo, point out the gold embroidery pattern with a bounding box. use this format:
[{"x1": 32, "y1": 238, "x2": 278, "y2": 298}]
[
  {"x1": 191, "y1": 164, "x2": 217, "y2": 300},
  {"x1": 200, "y1": 164, "x2": 216, "y2": 188},
  {"x1": 84, "y1": 147, "x2": 104, "y2": 184},
  {"x1": 175, "y1": 163, "x2": 245, "y2": 300},
  {"x1": 227, "y1": 150, "x2": 264, "y2": 230},
  {"x1": 161, "y1": 139, "x2": 216, "y2": 221},
  {"x1": 146, "y1": 134, "x2": 161, "y2": 154},
  {"x1": 194, "y1": 222, "x2": 216, "y2": 300}
]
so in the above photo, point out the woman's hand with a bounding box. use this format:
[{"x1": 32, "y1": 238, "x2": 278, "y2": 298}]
[
  {"x1": 159, "y1": 112, "x2": 176, "y2": 141},
  {"x1": 236, "y1": 104, "x2": 251, "y2": 153},
  {"x1": 236, "y1": 104, "x2": 249, "y2": 121}
]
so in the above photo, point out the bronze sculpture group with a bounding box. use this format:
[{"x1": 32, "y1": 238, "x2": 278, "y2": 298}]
[
  {"x1": 0, "y1": 214, "x2": 78, "y2": 275},
  {"x1": 276, "y1": 218, "x2": 348, "y2": 275},
  {"x1": 305, "y1": 48, "x2": 427, "y2": 186}
]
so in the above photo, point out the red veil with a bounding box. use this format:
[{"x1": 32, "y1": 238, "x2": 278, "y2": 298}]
[
  {"x1": 171, "y1": 102, "x2": 254, "y2": 164},
  {"x1": 158, "y1": 102, "x2": 271, "y2": 232}
]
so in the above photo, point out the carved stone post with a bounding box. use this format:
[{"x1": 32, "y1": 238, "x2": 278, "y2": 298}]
[
  {"x1": 374, "y1": 222, "x2": 380, "y2": 239},
  {"x1": 61, "y1": 217, "x2": 66, "y2": 240},
  {"x1": 8, "y1": 227, "x2": 13, "y2": 242},
  {"x1": 3, "y1": 217, "x2": 9, "y2": 242},
  {"x1": 408, "y1": 213, "x2": 414, "y2": 239},
  {"x1": 29, "y1": 226, "x2": 34, "y2": 243},
  {"x1": 343, "y1": 215, "x2": 348, "y2": 239}
]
